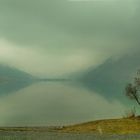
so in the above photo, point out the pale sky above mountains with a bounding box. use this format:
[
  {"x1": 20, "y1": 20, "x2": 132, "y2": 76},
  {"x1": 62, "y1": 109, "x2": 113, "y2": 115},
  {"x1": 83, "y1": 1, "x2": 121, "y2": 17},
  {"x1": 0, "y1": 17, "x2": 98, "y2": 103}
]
[{"x1": 0, "y1": 0, "x2": 139, "y2": 78}]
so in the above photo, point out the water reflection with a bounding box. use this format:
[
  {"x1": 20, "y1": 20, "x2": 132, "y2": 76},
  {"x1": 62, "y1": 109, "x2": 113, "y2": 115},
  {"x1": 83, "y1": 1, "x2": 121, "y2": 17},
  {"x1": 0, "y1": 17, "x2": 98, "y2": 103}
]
[
  {"x1": 0, "y1": 82, "x2": 126, "y2": 126},
  {"x1": 0, "y1": 80, "x2": 33, "y2": 95}
]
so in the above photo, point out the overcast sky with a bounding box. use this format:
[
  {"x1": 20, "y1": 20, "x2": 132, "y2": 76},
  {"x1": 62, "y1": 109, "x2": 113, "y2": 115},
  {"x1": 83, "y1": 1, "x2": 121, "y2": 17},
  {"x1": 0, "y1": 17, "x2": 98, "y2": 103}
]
[{"x1": 0, "y1": 0, "x2": 139, "y2": 78}]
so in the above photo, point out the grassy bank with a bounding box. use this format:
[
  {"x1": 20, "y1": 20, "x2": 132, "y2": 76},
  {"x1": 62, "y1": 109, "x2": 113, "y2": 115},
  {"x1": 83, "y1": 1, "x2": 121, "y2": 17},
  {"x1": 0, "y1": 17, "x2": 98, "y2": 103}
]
[
  {"x1": 0, "y1": 117, "x2": 140, "y2": 135},
  {"x1": 59, "y1": 117, "x2": 140, "y2": 134}
]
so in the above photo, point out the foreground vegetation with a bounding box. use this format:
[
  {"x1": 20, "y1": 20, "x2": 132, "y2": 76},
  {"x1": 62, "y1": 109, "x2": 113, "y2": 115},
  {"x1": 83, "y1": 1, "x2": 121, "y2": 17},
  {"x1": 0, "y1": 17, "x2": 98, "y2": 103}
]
[
  {"x1": 59, "y1": 116, "x2": 140, "y2": 134},
  {"x1": 0, "y1": 131, "x2": 140, "y2": 140},
  {"x1": 1, "y1": 117, "x2": 140, "y2": 135},
  {"x1": 0, "y1": 117, "x2": 140, "y2": 139}
]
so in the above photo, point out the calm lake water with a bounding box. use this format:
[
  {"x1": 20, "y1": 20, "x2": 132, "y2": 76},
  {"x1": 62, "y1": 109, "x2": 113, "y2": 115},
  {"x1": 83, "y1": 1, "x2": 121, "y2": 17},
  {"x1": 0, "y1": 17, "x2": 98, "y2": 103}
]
[
  {"x1": 0, "y1": 81, "x2": 130, "y2": 139},
  {"x1": 0, "y1": 81, "x2": 126, "y2": 126}
]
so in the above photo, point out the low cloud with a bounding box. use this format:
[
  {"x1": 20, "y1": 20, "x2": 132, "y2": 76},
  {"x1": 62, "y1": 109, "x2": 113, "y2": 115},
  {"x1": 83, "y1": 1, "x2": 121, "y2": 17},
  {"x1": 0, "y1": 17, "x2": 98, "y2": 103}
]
[
  {"x1": 0, "y1": 38, "x2": 96, "y2": 77},
  {"x1": 0, "y1": 38, "x2": 132, "y2": 78}
]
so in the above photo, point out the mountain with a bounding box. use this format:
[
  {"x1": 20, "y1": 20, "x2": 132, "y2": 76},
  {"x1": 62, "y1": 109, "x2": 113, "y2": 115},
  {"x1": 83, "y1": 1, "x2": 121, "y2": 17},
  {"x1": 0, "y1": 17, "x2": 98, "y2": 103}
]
[
  {"x1": 80, "y1": 51, "x2": 140, "y2": 101},
  {"x1": 0, "y1": 64, "x2": 35, "y2": 95}
]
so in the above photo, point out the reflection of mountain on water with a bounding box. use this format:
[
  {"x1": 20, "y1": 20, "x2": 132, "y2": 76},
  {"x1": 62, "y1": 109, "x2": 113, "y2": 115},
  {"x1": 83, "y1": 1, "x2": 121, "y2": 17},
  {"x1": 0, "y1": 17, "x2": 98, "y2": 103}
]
[
  {"x1": 0, "y1": 65, "x2": 35, "y2": 95},
  {"x1": 0, "y1": 79, "x2": 34, "y2": 95}
]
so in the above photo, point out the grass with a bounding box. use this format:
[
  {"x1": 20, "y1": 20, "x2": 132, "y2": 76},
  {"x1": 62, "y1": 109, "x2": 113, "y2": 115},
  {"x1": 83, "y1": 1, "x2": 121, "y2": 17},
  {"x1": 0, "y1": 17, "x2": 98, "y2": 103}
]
[
  {"x1": 59, "y1": 116, "x2": 140, "y2": 134},
  {"x1": 0, "y1": 117, "x2": 140, "y2": 139},
  {"x1": 0, "y1": 131, "x2": 140, "y2": 140}
]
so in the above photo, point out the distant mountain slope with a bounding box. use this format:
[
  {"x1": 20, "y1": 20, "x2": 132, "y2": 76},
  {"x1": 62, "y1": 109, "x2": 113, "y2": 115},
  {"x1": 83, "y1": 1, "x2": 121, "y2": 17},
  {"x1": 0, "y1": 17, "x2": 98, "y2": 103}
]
[
  {"x1": 80, "y1": 51, "x2": 140, "y2": 100},
  {"x1": 0, "y1": 64, "x2": 35, "y2": 95},
  {"x1": 0, "y1": 65, "x2": 34, "y2": 79}
]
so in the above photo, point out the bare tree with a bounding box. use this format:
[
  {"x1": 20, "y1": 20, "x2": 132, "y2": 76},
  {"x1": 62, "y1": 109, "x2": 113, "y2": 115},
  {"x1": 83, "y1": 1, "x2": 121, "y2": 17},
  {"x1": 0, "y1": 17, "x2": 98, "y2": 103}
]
[{"x1": 125, "y1": 70, "x2": 140, "y2": 105}]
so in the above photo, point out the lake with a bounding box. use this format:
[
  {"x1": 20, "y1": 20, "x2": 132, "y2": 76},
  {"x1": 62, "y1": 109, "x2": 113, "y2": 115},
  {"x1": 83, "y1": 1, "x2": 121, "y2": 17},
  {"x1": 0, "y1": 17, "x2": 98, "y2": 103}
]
[{"x1": 0, "y1": 81, "x2": 126, "y2": 126}]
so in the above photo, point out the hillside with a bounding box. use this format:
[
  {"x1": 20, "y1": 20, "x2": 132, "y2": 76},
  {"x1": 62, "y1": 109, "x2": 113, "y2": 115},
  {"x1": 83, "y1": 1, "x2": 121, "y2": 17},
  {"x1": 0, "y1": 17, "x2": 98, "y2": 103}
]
[
  {"x1": 0, "y1": 65, "x2": 34, "y2": 80},
  {"x1": 59, "y1": 117, "x2": 140, "y2": 134},
  {"x1": 0, "y1": 64, "x2": 35, "y2": 94},
  {"x1": 80, "y1": 51, "x2": 140, "y2": 101}
]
